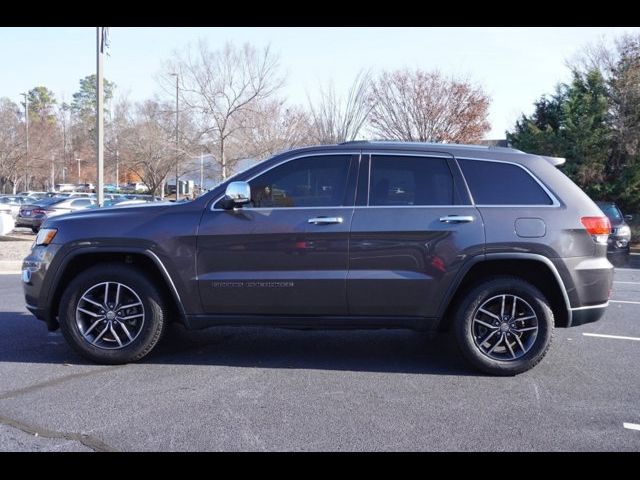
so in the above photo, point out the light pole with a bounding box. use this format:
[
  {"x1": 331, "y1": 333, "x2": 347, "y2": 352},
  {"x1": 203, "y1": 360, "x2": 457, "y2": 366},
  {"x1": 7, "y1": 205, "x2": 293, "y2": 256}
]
[
  {"x1": 76, "y1": 156, "x2": 82, "y2": 183},
  {"x1": 20, "y1": 92, "x2": 29, "y2": 191},
  {"x1": 50, "y1": 154, "x2": 55, "y2": 191},
  {"x1": 169, "y1": 72, "x2": 179, "y2": 201},
  {"x1": 96, "y1": 27, "x2": 106, "y2": 207},
  {"x1": 114, "y1": 135, "x2": 119, "y2": 189},
  {"x1": 200, "y1": 149, "x2": 204, "y2": 196}
]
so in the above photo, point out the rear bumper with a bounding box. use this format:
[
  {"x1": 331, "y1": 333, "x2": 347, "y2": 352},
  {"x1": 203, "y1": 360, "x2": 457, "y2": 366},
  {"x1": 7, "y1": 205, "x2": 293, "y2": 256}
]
[
  {"x1": 570, "y1": 302, "x2": 608, "y2": 326},
  {"x1": 553, "y1": 255, "x2": 613, "y2": 327},
  {"x1": 15, "y1": 216, "x2": 44, "y2": 228}
]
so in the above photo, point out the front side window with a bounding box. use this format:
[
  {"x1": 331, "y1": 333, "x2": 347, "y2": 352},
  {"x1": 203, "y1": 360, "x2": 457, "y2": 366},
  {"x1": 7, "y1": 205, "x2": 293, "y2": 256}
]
[
  {"x1": 368, "y1": 155, "x2": 454, "y2": 206},
  {"x1": 247, "y1": 155, "x2": 352, "y2": 208},
  {"x1": 458, "y1": 158, "x2": 553, "y2": 206}
]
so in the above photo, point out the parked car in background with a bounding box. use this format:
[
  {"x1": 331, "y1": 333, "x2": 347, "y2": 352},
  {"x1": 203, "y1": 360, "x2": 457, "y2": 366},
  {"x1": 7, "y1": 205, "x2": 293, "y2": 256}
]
[
  {"x1": 86, "y1": 198, "x2": 150, "y2": 209},
  {"x1": 596, "y1": 201, "x2": 632, "y2": 264},
  {"x1": 23, "y1": 141, "x2": 613, "y2": 375},
  {"x1": 56, "y1": 184, "x2": 76, "y2": 192},
  {"x1": 122, "y1": 182, "x2": 148, "y2": 193},
  {"x1": 66, "y1": 192, "x2": 93, "y2": 198},
  {"x1": 0, "y1": 195, "x2": 31, "y2": 219},
  {"x1": 0, "y1": 207, "x2": 14, "y2": 235},
  {"x1": 16, "y1": 197, "x2": 95, "y2": 233},
  {"x1": 75, "y1": 183, "x2": 95, "y2": 193},
  {"x1": 18, "y1": 191, "x2": 48, "y2": 199}
]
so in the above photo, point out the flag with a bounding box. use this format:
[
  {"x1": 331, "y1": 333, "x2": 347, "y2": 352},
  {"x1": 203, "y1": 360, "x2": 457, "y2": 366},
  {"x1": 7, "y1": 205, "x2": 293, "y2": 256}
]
[{"x1": 99, "y1": 27, "x2": 110, "y2": 55}]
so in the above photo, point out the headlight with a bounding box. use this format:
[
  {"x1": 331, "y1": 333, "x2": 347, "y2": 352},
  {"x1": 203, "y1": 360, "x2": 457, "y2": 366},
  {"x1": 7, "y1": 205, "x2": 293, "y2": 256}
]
[
  {"x1": 617, "y1": 225, "x2": 631, "y2": 238},
  {"x1": 35, "y1": 228, "x2": 57, "y2": 246}
]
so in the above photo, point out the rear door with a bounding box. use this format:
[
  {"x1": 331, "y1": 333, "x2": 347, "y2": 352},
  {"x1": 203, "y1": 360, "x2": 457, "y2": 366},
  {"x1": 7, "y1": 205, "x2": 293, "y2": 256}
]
[{"x1": 348, "y1": 151, "x2": 484, "y2": 317}]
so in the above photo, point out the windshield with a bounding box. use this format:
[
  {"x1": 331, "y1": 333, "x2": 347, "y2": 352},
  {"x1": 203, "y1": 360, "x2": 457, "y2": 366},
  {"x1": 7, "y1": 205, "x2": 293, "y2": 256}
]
[{"x1": 598, "y1": 203, "x2": 623, "y2": 221}]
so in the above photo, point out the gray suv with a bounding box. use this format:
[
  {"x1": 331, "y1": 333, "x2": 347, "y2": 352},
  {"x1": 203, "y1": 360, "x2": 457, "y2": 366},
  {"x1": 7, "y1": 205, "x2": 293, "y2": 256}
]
[{"x1": 22, "y1": 142, "x2": 613, "y2": 375}]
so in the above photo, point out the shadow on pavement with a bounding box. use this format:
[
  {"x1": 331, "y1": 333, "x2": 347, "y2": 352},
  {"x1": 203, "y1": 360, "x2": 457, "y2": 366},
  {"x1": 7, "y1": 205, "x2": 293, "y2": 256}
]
[{"x1": 0, "y1": 311, "x2": 479, "y2": 376}]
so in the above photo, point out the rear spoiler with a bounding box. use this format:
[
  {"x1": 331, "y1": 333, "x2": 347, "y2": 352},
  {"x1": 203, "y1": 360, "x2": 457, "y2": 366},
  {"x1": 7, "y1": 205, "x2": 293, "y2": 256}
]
[{"x1": 541, "y1": 156, "x2": 566, "y2": 167}]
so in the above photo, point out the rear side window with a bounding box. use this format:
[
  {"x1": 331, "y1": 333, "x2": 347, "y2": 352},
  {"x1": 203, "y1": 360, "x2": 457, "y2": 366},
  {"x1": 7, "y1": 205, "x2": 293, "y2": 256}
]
[
  {"x1": 369, "y1": 155, "x2": 454, "y2": 206},
  {"x1": 458, "y1": 159, "x2": 553, "y2": 205}
]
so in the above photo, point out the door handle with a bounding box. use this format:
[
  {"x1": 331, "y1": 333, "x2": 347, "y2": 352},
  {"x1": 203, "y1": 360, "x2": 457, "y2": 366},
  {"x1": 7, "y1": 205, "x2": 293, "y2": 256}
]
[
  {"x1": 439, "y1": 215, "x2": 474, "y2": 223},
  {"x1": 308, "y1": 216, "x2": 344, "y2": 225}
]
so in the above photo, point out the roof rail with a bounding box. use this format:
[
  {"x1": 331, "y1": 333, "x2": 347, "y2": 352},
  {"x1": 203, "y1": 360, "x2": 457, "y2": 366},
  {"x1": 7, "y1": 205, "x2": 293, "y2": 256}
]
[{"x1": 338, "y1": 140, "x2": 371, "y2": 145}]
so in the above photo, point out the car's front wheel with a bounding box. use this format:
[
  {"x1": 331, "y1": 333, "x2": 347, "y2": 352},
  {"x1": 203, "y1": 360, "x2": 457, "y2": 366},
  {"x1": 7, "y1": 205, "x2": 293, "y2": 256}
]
[
  {"x1": 454, "y1": 276, "x2": 554, "y2": 376},
  {"x1": 58, "y1": 263, "x2": 168, "y2": 364}
]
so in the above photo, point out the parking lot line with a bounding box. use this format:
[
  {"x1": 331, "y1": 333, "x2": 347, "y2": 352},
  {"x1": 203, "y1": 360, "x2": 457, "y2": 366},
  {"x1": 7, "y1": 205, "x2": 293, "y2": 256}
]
[
  {"x1": 583, "y1": 333, "x2": 640, "y2": 342},
  {"x1": 613, "y1": 281, "x2": 640, "y2": 285},
  {"x1": 610, "y1": 300, "x2": 640, "y2": 305},
  {"x1": 623, "y1": 423, "x2": 640, "y2": 431}
]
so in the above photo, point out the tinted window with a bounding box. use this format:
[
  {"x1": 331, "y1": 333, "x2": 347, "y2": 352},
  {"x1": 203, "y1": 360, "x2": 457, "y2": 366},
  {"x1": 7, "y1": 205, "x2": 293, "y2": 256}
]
[
  {"x1": 248, "y1": 155, "x2": 351, "y2": 208},
  {"x1": 597, "y1": 203, "x2": 622, "y2": 222},
  {"x1": 369, "y1": 155, "x2": 454, "y2": 206},
  {"x1": 459, "y1": 159, "x2": 553, "y2": 205}
]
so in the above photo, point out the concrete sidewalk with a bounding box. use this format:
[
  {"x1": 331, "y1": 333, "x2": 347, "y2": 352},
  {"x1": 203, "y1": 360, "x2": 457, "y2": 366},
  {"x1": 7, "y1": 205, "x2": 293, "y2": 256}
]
[{"x1": 0, "y1": 260, "x2": 22, "y2": 274}]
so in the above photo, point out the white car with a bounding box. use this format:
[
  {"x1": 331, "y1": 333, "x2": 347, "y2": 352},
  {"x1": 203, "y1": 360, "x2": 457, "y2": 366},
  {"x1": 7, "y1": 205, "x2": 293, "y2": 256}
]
[
  {"x1": 0, "y1": 196, "x2": 31, "y2": 219},
  {"x1": 0, "y1": 210, "x2": 14, "y2": 235}
]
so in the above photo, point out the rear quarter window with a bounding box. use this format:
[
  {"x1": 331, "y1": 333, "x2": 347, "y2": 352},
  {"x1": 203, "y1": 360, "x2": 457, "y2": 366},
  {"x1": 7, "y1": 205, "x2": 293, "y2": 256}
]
[{"x1": 458, "y1": 159, "x2": 553, "y2": 206}]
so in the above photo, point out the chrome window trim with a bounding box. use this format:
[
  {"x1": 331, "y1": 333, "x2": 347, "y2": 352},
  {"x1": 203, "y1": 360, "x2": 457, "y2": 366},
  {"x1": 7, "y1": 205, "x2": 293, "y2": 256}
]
[
  {"x1": 210, "y1": 151, "x2": 361, "y2": 211},
  {"x1": 456, "y1": 156, "x2": 561, "y2": 208}
]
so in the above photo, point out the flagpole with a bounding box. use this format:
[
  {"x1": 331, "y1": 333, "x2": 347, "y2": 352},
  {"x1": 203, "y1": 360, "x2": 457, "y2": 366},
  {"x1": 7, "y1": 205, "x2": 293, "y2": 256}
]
[{"x1": 96, "y1": 27, "x2": 105, "y2": 207}]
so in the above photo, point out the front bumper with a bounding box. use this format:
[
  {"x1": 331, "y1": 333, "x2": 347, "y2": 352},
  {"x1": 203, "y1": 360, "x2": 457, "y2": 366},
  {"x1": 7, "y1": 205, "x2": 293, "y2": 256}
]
[{"x1": 22, "y1": 243, "x2": 64, "y2": 330}]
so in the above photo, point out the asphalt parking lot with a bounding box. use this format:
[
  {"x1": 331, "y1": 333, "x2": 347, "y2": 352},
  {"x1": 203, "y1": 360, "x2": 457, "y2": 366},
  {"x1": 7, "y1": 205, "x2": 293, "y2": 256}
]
[{"x1": 1, "y1": 258, "x2": 639, "y2": 451}]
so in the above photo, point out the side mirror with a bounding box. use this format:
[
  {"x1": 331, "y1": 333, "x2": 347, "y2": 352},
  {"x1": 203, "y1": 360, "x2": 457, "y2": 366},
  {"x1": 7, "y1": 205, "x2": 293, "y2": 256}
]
[
  {"x1": 221, "y1": 181, "x2": 251, "y2": 209},
  {"x1": 625, "y1": 214, "x2": 633, "y2": 222}
]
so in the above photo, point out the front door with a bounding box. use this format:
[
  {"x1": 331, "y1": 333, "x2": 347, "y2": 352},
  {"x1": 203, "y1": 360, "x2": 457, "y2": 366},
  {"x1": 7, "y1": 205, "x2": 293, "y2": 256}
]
[
  {"x1": 348, "y1": 152, "x2": 485, "y2": 317},
  {"x1": 197, "y1": 153, "x2": 359, "y2": 316}
]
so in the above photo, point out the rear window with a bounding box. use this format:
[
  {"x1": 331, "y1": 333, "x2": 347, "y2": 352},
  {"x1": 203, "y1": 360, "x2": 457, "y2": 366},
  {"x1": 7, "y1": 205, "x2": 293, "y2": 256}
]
[{"x1": 458, "y1": 159, "x2": 553, "y2": 206}]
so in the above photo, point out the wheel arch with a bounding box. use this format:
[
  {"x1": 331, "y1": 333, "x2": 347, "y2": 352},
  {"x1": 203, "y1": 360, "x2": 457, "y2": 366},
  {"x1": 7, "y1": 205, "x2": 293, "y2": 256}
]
[
  {"x1": 437, "y1": 253, "x2": 572, "y2": 331},
  {"x1": 47, "y1": 248, "x2": 186, "y2": 330}
]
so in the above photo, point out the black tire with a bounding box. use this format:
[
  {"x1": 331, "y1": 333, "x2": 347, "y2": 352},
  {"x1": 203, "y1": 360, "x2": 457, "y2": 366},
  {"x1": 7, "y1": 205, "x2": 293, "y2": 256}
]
[
  {"x1": 31, "y1": 226, "x2": 39, "y2": 234},
  {"x1": 58, "y1": 262, "x2": 168, "y2": 364},
  {"x1": 453, "y1": 276, "x2": 554, "y2": 376}
]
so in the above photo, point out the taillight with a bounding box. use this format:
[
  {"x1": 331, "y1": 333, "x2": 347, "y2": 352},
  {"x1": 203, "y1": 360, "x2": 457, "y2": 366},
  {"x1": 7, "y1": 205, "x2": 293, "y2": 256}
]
[
  {"x1": 32, "y1": 208, "x2": 47, "y2": 215},
  {"x1": 581, "y1": 216, "x2": 611, "y2": 244}
]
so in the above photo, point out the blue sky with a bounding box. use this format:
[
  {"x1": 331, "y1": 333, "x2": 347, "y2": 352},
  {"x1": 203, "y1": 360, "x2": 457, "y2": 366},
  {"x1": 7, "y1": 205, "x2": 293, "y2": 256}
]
[{"x1": 1, "y1": 27, "x2": 638, "y2": 138}]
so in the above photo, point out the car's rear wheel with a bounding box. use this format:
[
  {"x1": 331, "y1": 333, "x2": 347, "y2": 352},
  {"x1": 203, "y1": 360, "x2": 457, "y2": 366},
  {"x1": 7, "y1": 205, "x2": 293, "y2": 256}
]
[
  {"x1": 454, "y1": 276, "x2": 554, "y2": 376},
  {"x1": 58, "y1": 263, "x2": 167, "y2": 364}
]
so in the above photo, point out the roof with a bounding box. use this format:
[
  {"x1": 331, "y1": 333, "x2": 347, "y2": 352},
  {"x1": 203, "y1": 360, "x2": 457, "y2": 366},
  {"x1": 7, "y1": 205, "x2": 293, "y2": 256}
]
[{"x1": 338, "y1": 140, "x2": 522, "y2": 154}]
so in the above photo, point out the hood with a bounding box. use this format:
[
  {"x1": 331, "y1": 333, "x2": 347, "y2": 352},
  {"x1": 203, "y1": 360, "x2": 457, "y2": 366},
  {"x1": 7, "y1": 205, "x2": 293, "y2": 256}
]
[{"x1": 43, "y1": 201, "x2": 176, "y2": 227}]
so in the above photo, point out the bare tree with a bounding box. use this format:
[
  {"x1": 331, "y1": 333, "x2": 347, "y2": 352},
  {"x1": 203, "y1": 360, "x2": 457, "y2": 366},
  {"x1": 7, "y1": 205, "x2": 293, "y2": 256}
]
[
  {"x1": 307, "y1": 70, "x2": 372, "y2": 144},
  {"x1": 233, "y1": 99, "x2": 313, "y2": 161},
  {"x1": 0, "y1": 98, "x2": 25, "y2": 193},
  {"x1": 161, "y1": 41, "x2": 283, "y2": 180},
  {"x1": 367, "y1": 69, "x2": 491, "y2": 143},
  {"x1": 118, "y1": 100, "x2": 177, "y2": 196}
]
